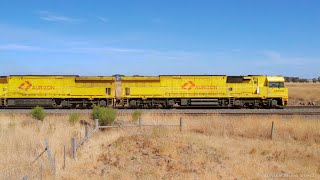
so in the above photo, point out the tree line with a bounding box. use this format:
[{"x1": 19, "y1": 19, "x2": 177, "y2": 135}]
[{"x1": 284, "y1": 77, "x2": 320, "y2": 83}]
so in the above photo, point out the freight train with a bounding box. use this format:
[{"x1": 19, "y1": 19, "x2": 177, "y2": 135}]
[{"x1": 0, "y1": 75, "x2": 288, "y2": 109}]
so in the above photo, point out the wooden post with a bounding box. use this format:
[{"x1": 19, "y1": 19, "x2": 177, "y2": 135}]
[
  {"x1": 63, "y1": 145, "x2": 66, "y2": 169},
  {"x1": 71, "y1": 138, "x2": 77, "y2": 160},
  {"x1": 180, "y1": 117, "x2": 183, "y2": 132},
  {"x1": 139, "y1": 117, "x2": 142, "y2": 128},
  {"x1": 95, "y1": 119, "x2": 99, "y2": 129},
  {"x1": 44, "y1": 139, "x2": 54, "y2": 173},
  {"x1": 85, "y1": 125, "x2": 89, "y2": 138},
  {"x1": 271, "y1": 121, "x2": 276, "y2": 140}
]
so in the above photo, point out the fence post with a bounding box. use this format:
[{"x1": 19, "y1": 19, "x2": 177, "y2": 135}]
[
  {"x1": 271, "y1": 121, "x2": 276, "y2": 140},
  {"x1": 180, "y1": 117, "x2": 183, "y2": 132},
  {"x1": 95, "y1": 119, "x2": 99, "y2": 129},
  {"x1": 44, "y1": 139, "x2": 55, "y2": 173},
  {"x1": 71, "y1": 138, "x2": 77, "y2": 160},
  {"x1": 139, "y1": 117, "x2": 142, "y2": 128},
  {"x1": 63, "y1": 145, "x2": 66, "y2": 169},
  {"x1": 85, "y1": 125, "x2": 89, "y2": 138}
]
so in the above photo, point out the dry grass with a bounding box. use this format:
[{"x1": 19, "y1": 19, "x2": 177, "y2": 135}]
[
  {"x1": 287, "y1": 82, "x2": 320, "y2": 105},
  {"x1": 0, "y1": 113, "x2": 91, "y2": 179},
  {"x1": 0, "y1": 113, "x2": 319, "y2": 179}
]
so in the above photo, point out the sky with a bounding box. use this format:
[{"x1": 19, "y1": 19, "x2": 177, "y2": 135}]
[{"x1": 0, "y1": 0, "x2": 319, "y2": 78}]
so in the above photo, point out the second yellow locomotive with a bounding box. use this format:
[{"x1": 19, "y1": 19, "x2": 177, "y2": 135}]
[{"x1": 0, "y1": 74, "x2": 288, "y2": 108}]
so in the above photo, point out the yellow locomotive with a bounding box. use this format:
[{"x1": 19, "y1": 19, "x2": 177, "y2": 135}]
[{"x1": 0, "y1": 75, "x2": 288, "y2": 108}]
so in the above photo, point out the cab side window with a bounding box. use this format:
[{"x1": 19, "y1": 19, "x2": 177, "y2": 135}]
[{"x1": 269, "y1": 82, "x2": 284, "y2": 88}]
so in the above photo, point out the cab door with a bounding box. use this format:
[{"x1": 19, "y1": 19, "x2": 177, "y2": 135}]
[{"x1": 253, "y1": 78, "x2": 260, "y2": 94}]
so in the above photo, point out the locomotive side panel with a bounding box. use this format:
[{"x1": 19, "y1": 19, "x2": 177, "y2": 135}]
[
  {"x1": 6, "y1": 76, "x2": 75, "y2": 98},
  {"x1": 120, "y1": 75, "x2": 288, "y2": 108},
  {"x1": 161, "y1": 75, "x2": 227, "y2": 98},
  {"x1": 1, "y1": 76, "x2": 114, "y2": 108},
  {"x1": 4, "y1": 76, "x2": 114, "y2": 99},
  {"x1": 121, "y1": 76, "x2": 162, "y2": 98}
]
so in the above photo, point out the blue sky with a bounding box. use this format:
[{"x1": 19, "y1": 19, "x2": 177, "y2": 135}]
[{"x1": 0, "y1": 0, "x2": 319, "y2": 78}]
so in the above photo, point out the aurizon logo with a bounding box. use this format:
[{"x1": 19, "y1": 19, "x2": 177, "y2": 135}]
[
  {"x1": 18, "y1": 81, "x2": 32, "y2": 91},
  {"x1": 182, "y1": 81, "x2": 195, "y2": 90}
]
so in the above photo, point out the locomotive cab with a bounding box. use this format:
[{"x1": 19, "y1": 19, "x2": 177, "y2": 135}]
[{"x1": 266, "y1": 77, "x2": 288, "y2": 106}]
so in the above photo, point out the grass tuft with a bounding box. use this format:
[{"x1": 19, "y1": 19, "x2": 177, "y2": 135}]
[
  {"x1": 69, "y1": 113, "x2": 80, "y2": 126},
  {"x1": 131, "y1": 109, "x2": 142, "y2": 123},
  {"x1": 31, "y1": 106, "x2": 46, "y2": 121},
  {"x1": 93, "y1": 106, "x2": 116, "y2": 126}
]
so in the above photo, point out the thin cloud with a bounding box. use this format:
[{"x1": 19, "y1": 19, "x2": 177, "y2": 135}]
[
  {"x1": 0, "y1": 44, "x2": 41, "y2": 51},
  {"x1": 262, "y1": 50, "x2": 281, "y2": 60},
  {"x1": 72, "y1": 47, "x2": 145, "y2": 53},
  {"x1": 38, "y1": 11, "x2": 80, "y2": 23},
  {"x1": 0, "y1": 43, "x2": 144, "y2": 54},
  {"x1": 97, "y1": 16, "x2": 109, "y2": 23},
  {"x1": 258, "y1": 50, "x2": 318, "y2": 66}
]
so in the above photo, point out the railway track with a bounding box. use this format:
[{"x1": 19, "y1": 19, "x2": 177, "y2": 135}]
[
  {"x1": 284, "y1": 106, "x2": 320, "y2": 109},
  {"x1": 1, "y1": 107, "x2": 320, "y2": 116}
]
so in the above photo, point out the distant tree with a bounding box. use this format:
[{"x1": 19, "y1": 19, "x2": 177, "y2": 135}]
[
  {"x1": 312, "y1": 78, "x2": 317, "y2": 83},
  {"x1": 318, "y1": 77, "x2": 320, "y2": 82},
  {"x1": 287, "y1": 77, "x2": 293, "y2": 82},
  {"x1": 284, "y1": 77, "x2": 291, "y2": 82},
  {"x1": 284, "y1": 77, "x2": 289, "y2": 82},
  {"x1": 297, "y1": 78, "x2": 307, "y2": 83},
  {"x1": 292, "y1": 77, "x2": 299, "y2": 83}
]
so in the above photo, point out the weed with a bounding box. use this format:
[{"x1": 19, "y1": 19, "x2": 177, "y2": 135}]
[
  {"x1": 132, "y1": 110, "x2": 142, "y2": 123},
  {"x1": 31, "y1": 106, "x2": 46, "y2": 121},
  {"x1": 93, "y1": 106, "x2": 116, "y2": 126},
  {"x1": 69, "y1": 113, "x2": 80, "y2": 126}
]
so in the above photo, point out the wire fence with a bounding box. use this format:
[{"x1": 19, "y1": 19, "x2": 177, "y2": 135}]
[
  {"x1": 16, "y1": 117, "x2": 184, "y2": 179},
  {"x1": 10, "y1": 117, "x2": 279, "y2": 179}
]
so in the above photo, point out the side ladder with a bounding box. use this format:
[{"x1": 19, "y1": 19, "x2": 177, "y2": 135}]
[
  {"x1": 0, "y1": 99, "x2": 6, "y2": 107},
  {"x1": 228, "y1": 98, "x2": 235, "y2": 107}
]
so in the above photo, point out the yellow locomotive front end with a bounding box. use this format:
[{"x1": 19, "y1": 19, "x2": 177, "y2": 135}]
[{"x1": 265, "y1": 76, "x2": 288, "y2": 106}]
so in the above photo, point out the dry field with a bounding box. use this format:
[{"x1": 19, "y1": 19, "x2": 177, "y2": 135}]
[
  {"x1": 0, "y1": 112, "x2": 319, "y2": 179},
  {"x1": 287, "y1": 82, "x2": 320, "y2": 105}
]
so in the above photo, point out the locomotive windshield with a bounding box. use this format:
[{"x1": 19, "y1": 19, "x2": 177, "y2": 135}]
[{"x1": 268, "y1": 82, "x2": 285, "y2": 88}]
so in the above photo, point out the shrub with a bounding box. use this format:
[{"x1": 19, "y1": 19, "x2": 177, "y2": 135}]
[
  {"x1": 69, "y1": 113, "x2": 80, "y2": 126},
  {"x1": 31, "y1": 106, "x2": 46, "y2": 121},
  {"x1": 92, "y1": 106, "x2": 116, "y2": 126},
  {"x1": 132, "y1": 109, "x2": 142, "y2": 123}
]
